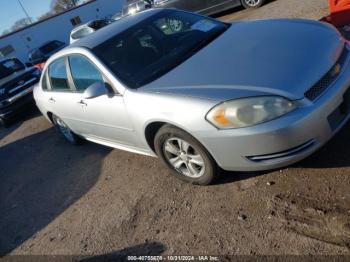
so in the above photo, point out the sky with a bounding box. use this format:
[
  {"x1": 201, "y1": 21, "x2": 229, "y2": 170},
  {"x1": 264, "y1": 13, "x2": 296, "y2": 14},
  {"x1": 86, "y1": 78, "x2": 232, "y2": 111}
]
[
  {"x1": 0, "y1": 0, "x2": 51, "y2": 34},
  {"x1": 0, "y1": 0, "x2": 52, "y2": 33},
  {"x1": 0, "y1": 0, "x2": 93, "y2": 35}
]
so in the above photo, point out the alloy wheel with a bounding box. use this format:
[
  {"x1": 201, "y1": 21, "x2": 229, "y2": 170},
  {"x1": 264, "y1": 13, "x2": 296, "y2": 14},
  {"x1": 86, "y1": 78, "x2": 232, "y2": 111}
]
[
  {"x1": 163, "y1": 137, "x2": 205, "y2": 178},
  {"x1": 53, "y1": 116, "x2": 76, "y2": 143},
  {"x1": 244, "y1": 0, "x2": 260, "y2": 7}
]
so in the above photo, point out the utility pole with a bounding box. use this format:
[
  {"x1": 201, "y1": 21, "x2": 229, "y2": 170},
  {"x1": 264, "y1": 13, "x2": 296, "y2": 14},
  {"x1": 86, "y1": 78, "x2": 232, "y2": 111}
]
[{"x1": 17, "y1": 0, "x2": 33, "y2": 23}]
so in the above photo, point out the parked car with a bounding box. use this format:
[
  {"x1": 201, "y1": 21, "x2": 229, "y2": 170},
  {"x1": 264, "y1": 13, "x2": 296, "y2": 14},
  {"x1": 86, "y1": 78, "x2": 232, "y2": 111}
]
[
  {"x1": 34, "y1": 9, "x2": 350, "y2": 185},
  {"x1": 70, "y1": 19, "x2": 111, "y2": 44},
  {"x1": 155, "y1": 0, "x2": 266, "y2": 14},
  {"x1": 0, "y1": 58, "x2": 41, "y2": 126},
  {"x1": 121, "y1": 0, "x2": 152, "y2": 16},
  {"x1": 111, "y1": 11, "x2": 123, "y2": 21},
  {"x1": 28, "y1": 40, "x2": 66, "y2": 68},
  {"x1": 122, "y1": 0, "x2": 265, "y2": 17}
]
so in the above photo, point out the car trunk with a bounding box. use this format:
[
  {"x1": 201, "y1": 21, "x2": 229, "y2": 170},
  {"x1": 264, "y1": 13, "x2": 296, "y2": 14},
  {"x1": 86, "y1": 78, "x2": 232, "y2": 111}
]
[{"x1": 322, "y1": 0, "x2": 350, "y2": 40}]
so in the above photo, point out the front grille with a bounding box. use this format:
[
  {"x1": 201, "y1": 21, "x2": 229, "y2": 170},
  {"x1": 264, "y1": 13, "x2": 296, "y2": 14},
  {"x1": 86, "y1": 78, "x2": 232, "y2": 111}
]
[
  {"x1": 8, "y1": 76, "x2": 38, "y2": 97},
  {"x1": 305, "y1": 48, "x2": 349, "y2": 101}
]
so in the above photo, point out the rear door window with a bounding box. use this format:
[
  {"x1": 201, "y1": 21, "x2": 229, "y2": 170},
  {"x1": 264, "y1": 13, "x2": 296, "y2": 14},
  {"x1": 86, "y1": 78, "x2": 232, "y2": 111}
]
[{"x1": 48, "y1": 57, "x2": 70, "y2": 91}]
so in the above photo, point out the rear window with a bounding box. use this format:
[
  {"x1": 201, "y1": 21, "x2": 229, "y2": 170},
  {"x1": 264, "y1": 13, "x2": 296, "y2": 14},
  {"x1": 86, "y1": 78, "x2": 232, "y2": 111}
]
[
  {"x1": 48, "y1": 57, "x2": 70, "y2": 91},
  {"x1": 89, "y1": 20, "x2": 110, "y2": 30},
  {"x1": 0, "y1": 58, "x2": 25, "y2": 79},
  {"x1": 40, "y1": 41, "x2": 64, "y2": 55},
  {"x1": 71, "y1": 27, "x2": 95, "y2": 40}
]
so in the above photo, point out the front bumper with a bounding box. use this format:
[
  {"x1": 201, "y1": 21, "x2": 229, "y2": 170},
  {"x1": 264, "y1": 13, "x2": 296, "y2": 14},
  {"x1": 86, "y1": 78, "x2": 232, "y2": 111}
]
[
  {"x1": 0, "y1": 86, "x2": 35, "y2": 120},
  {"x1": 195, "y1": 46, "x2": 350, "y2": 172}
]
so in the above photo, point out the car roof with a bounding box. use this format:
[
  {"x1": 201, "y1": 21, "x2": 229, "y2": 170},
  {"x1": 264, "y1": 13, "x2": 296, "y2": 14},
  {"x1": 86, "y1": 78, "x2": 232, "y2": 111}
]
[{"x1": 70, "y1": 8, "x2": 163, "y2": 49}]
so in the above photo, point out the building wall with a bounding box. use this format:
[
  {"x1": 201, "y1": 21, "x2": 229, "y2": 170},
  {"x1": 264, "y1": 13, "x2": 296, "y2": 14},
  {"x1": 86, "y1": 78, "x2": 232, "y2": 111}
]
[{"x1": 0, "y1": 0, "x2": 125, "y2": 63}]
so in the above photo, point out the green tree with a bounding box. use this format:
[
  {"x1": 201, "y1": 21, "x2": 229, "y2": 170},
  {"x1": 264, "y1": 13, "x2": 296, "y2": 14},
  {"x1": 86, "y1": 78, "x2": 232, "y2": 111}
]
[
  {"x1": 51, "y1": 0, "x2": 76, "y2": 14},
  {"x1": 11, "y1": 17, "x2": 33, "y2": 31}
]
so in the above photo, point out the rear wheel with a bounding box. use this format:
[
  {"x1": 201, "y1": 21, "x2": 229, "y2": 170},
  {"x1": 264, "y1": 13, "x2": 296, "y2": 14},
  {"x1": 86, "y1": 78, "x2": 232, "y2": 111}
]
[
  {"x1": 241, "y1": 0, "x2": 265, "y2": 9},
  {"x1": 52, "y1": 114, "x2": 82, "y2": 145},
  {"x1": 154, "y1": 125, "x2": 217, "y2": 185}
]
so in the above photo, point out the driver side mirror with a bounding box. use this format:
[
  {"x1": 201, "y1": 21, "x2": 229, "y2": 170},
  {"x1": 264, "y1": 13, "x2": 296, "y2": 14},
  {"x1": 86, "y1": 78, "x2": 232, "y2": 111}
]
[{"x1": 83, "y1": 82, "x2": 110, "y2": 99}]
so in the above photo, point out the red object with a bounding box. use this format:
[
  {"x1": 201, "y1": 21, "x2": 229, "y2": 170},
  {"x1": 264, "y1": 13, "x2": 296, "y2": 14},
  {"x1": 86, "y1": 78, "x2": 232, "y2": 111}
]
[
  {"x1": 329, "y1": 0, "x2": 350, "y2": 13},
  {"x1": 324, "y1": 0, "x2": 350, "y2": 27},
  {"x1": 33, "y1": 62, "x2": 46, "y2": 70}
]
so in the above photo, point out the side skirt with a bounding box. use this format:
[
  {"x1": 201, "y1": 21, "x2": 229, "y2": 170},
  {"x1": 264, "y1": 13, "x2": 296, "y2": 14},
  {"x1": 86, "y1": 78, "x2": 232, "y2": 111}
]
[{"x1": 84, "y1": 136, "x2": 157, "y2": 157}]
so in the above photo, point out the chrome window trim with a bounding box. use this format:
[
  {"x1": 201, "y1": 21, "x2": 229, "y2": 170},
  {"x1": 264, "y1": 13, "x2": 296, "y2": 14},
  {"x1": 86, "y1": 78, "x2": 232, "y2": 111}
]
[
  {"x1": 42, "y1": 47, "x2": 126, "y2": 96},
  {"x1": 65, "y1": 56, "x2": 78, "y2": 92},
  {"x1": 42, "y1": 69, "x2": 51, "y2": 91}
]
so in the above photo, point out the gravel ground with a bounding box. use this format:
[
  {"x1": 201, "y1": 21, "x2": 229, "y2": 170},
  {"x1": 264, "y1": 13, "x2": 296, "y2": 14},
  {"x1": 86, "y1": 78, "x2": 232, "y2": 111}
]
[
  {"x1": 218, "y1": 0, "x2": 329, "y2": 22},
  {"x1": 1, "y1": 0, "x2": 350, "y2": 259}
]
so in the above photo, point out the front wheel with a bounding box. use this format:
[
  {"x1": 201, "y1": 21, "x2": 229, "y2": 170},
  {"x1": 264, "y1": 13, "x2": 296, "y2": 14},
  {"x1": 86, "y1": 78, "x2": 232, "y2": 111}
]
[
  {"x1": 241, "y1": 0, "x2": 265, "y2": 9},
  {"x1": 154, "y1": 125, "x2": 218, "y2": 185},
  {"x1": 52, "y1": 114, "x2": 82, "y2": 145}
]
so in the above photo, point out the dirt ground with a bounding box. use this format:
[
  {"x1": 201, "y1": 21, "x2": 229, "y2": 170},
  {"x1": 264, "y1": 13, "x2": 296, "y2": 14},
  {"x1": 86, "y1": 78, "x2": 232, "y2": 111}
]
[{"x1": 1, "y1": 0, "x2": 350, "y2": 259}]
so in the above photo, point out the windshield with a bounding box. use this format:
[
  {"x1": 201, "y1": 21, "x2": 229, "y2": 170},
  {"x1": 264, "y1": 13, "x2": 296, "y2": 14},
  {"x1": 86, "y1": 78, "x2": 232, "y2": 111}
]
[
  {"x1": 93, "y1": 10, "x2": 229, "y2": 88},
  {"x1": 89, "y1": 19, "x2": 110, "y2": 30},
  {"x1": 72, "y1": 27, "x2": 95, "y2": 40},
  {"x1": 0, "y1": 58, "x2": 25, "y2": 79},
  {"x1": 39, "y1": 41, "x2": 64, "y2": 55}
]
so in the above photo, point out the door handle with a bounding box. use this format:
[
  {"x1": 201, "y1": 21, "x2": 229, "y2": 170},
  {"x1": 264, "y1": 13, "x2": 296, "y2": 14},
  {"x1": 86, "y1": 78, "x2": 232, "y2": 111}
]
[
  {"x1": 77, "y1": 100, "x2": 87, "y2": 106},
  {"x1": 48, "y1": 97, "x2": 55, "y2": 103}
]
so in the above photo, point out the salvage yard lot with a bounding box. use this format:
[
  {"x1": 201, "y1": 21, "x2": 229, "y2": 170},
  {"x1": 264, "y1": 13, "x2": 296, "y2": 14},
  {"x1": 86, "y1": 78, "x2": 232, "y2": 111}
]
[{"x1": 1, "y1": 0, "x2": 350, "y2": 258}]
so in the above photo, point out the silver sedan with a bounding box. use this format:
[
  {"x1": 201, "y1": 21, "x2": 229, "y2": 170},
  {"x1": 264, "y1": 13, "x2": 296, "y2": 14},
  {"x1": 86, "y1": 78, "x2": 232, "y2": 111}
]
[{"x1": 34, "y1": 9, "x2": 350, "y2": 185}]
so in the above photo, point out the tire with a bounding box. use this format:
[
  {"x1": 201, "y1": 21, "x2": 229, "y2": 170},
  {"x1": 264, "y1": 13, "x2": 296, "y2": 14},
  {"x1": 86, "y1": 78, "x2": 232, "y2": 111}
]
[
  {"x1": 154, "y1": 125, "x2": 218, "y2": 185},
  {"x1": 241, "y1": 0, "x2": 265, "y2": 9},
  {"x1": 51, "y1": 114, "x2": 82, "y2": 145}
]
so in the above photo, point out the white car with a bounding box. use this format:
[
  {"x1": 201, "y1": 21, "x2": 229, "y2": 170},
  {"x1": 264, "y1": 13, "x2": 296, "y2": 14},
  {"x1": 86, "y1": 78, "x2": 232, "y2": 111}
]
[
  {"x1": 69, "y1": 19, "x2": 110, "y2": 44},
  {"x1": 34, "y1": 9, "x2": 350, "y2": 185}
]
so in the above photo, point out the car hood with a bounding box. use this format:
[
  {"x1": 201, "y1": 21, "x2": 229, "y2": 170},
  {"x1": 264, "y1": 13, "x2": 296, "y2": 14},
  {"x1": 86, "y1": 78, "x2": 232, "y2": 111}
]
[
  {"x1": 0, "y1": 67, "x2": 37, "y2": 100},
  {"x1": 141, "y1": 19, "x2": 345, "y2": 101}
]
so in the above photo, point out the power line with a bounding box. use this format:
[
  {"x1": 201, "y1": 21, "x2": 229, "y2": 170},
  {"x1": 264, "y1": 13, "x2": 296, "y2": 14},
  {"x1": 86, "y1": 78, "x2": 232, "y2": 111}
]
[{"x1": 17, "y1": 0, "x2": 33, "y2": 23}]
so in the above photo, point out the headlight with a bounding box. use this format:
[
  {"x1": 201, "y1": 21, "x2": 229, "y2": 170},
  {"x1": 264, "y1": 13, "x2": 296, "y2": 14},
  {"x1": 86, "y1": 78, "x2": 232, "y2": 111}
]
[{"x1": 206, "y1": 96, "x2": 296, "y2": 129}]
